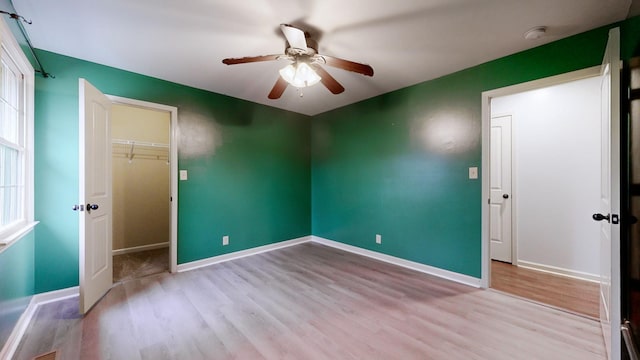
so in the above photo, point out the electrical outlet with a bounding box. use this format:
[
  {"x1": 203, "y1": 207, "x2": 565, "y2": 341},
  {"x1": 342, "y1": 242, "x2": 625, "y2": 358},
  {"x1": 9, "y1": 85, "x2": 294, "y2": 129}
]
[
  {"x1": 222, "y1": 235, "x2": 229, "y2": 246},
  {"x1": 376, "y1": 234, "x2": 382, "y2": 244}
]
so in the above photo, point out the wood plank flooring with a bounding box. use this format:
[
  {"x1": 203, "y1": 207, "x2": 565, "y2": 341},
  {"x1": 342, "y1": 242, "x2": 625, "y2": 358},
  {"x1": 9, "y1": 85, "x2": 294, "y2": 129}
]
[
  {"x1": 491, "y1": 260, "x2": 600, "y2": 319},
  {"x1": 13, "y1": 243, "x2": 605, "y2": 360}
]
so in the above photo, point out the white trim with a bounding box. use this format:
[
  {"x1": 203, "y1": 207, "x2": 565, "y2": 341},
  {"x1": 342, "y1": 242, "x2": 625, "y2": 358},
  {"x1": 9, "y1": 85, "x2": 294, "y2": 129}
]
[
  {"x1": 311, "y1": 236, "x2": 482, "y2": 288},
  {"x1": 112, "y1": 242, "x2": 169, "y2": 256},
  {"x1": 177, "y1": 235, "x2": 482, "y2": 287},
  {"x1": 177, "y1": 236, "x2": 312, "y2": 272},
  {"x1": 106, "y1": 95, "x2": 179, "y2": 274},
  {"x1": 0, "y1": 15, "x2": 35, "y2": 249},
  {"x1": 481, "y1": 93, "x2": 490, "y2": 288},
  {"x1": 517, "y1": 260, "x2": 601, "y2": 283},
  {"x1": 483, "y1": 66, "x2": 601, "y2": 99},
  {"x1": 0, "y1": 297, "x2": 35, "y2": 360},
  {"x1": 0, "y1": 221, "x2": 38, "y2": 254},
  {"x1": 0, "y1": 287, "x2": 78, "y2": 360},
  {"x1": 480, "y1": 65, "x2": 601, "y2": 289},
  {"x1": 31, "y1": 286, "x2": 79, "y2": 305}
]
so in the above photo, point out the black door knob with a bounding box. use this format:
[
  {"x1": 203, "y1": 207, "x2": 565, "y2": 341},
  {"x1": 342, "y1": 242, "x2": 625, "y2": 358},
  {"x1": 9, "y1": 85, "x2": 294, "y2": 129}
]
[
  {"x1": 592, "y1": 213, "x2": 610, "y2": 222},
  {"x1": 87, "y1": 203, "x2": 99, "y2": 211},
  {"x1": 502, "y1": 194, "x2": 509, "y2": 199}
]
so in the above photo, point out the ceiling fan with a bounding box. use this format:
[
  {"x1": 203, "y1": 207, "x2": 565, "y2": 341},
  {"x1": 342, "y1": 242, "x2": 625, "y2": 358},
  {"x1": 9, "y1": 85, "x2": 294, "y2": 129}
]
[{"x1": 222, "y1": 24, "x2": 374, "y2": 99}]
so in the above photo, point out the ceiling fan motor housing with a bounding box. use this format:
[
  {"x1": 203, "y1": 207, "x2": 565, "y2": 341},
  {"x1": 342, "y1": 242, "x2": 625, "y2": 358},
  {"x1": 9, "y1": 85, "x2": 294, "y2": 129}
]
[{"x1": 222, "y1": 23, "x2": 373, "y2": 99}]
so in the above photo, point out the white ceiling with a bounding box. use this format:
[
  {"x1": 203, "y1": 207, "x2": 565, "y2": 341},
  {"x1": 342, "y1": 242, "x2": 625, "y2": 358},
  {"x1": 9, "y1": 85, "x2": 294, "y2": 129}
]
[{"x1": 12, "y1": 0, "x2": 634, "y2": 116}]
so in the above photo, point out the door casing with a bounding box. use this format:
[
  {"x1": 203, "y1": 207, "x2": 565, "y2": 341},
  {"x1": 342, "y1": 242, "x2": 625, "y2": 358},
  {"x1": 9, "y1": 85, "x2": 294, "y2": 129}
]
[{"x1": 480, "y1": 65, "x2": 601, "y2": 288}]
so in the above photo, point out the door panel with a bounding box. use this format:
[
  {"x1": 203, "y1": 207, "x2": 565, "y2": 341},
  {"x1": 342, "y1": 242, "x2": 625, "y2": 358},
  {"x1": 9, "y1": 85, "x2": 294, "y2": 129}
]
[
  {"x1": 490, "y1": 115, "x2": 512, "y2": 263},
  {"x1": 598, "y1": 27, "x2": 621, "y2": 360},
  {"x1": 79, "y1": 79, "x2": 113, "y2": 314}
]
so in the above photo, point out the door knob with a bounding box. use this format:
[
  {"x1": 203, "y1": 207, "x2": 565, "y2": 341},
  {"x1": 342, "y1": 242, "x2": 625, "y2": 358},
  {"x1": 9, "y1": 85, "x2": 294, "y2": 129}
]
[
  {"x1": 86, "y1": 203, "x2": 99, "y2": 211},
  {"x1": 502, "y1": 194, "x2": 509, "y2": 199},
  {"x1": 592, "y1": 213, "x2": 610, "y2": 222},
  {"x1": 72, "y1": 204, "x2": 84, "y2": 211}
]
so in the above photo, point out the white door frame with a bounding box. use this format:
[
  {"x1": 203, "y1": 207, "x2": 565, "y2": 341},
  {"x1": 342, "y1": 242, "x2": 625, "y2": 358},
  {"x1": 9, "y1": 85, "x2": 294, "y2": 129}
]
[
  {"x1": 480, "y1": 65, "x2": 601, "y2": 288},
  {"x1": 107, "y1": 95, "x2": 178, "y2": 273}
]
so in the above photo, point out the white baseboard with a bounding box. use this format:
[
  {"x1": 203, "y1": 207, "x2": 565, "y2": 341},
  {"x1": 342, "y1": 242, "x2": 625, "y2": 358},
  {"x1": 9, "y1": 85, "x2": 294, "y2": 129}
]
[
  {"x1": 176, "y1": 235, "x2": 481, "y2": 288},
  {"x1": 517, "y1": 260, "x2": 600, "y2": 283},
  {"x1": 310, "y1": 236, "x2": 482, "y2": 288},
  {"x1": 0, "y1": 297, "x2": 35, "y2": 360},
  {"x1": 112, "y1": 242, "x2": 169, "y2": 256},
  {"x1": 31, "y1": 286, "x2": 79, "y2": 305},
  {"x1": 0, "y1": 286, "x2": 79, "y2": 360},
  {"x1": 176, "y1": 236, "x2": 312, "y2": 272}
]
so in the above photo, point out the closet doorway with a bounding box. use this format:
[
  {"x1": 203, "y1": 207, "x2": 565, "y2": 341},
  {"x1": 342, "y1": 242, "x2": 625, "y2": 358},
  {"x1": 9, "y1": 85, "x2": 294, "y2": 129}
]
[{"x1": 109, "y1": 98, "x2": 177, "y2": 282}]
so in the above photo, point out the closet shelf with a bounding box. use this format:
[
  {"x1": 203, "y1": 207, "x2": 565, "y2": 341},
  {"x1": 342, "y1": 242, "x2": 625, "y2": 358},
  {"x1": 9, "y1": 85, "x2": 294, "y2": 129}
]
[{"x1": 112, "y1": 138, "x2": 169, "y2": 162}]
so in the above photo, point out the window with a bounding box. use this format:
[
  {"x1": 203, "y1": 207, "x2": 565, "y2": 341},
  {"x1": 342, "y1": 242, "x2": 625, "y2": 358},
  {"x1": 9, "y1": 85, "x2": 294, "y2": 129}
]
[{"x1": 0, "y1": 17, "x2": 35, "y2": 246}]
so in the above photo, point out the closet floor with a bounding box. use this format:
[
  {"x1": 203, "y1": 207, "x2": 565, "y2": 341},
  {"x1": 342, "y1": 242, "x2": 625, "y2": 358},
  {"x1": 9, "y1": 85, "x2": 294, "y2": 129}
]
[{"x1": 113, "y1": 248, "x2": 169, "y2": 283}]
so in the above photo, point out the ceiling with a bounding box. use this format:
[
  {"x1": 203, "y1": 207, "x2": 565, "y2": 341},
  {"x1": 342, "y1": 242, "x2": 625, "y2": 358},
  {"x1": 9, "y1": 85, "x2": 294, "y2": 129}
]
[{"x1": 11, "y1": 0, "x2": 636, "y2": 116}]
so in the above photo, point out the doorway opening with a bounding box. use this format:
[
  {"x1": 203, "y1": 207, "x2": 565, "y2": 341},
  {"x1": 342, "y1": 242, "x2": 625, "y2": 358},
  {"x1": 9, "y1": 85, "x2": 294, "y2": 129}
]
[
  {"x1": 481, "y1": 66, "x2": 602, "y2": 318},
  {"x1": 107, "y1": 96, "x2": 178, "y2": 282}
]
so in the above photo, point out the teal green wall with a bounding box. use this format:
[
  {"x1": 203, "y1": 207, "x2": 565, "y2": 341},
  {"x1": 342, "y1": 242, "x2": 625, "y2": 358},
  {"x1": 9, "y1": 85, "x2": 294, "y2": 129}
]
[
  {"x1": 311, "y1": 17, "x2": 640, "y2": 278},
  {"x1": 0, "y1": 231, "x2": 34, "y2": 347},
  {"x1": 33, "y1": 50, "x2": 311, "y2": 293}
]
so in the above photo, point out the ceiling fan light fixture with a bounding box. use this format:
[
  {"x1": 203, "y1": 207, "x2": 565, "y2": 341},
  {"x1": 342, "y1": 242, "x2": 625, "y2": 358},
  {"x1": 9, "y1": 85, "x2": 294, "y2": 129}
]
[{"x1": 279, "y1": 62, "x2": 321, "y2": 88}]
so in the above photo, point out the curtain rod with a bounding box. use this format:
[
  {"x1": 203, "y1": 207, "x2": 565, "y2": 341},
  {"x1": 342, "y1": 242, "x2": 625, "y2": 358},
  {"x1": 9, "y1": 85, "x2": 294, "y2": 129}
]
[{"x1": 0, "y1": 9, "x2": 54, "y2": 78}]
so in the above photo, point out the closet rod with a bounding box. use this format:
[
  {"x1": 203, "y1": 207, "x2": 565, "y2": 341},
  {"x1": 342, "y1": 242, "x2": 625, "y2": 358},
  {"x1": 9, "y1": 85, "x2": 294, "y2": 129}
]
[{"x1": 112, "y1": 138, "x2": 169, "y2": 148}]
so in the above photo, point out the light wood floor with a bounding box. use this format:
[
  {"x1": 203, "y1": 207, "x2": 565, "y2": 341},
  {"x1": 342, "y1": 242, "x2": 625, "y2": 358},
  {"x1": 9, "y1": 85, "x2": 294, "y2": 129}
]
[
  {"x1": 491, "y1": 260, "x2": 600, "y2": 319},
  {"x1": 14, "y1": 243, "x2": 605, "y2": 360}
]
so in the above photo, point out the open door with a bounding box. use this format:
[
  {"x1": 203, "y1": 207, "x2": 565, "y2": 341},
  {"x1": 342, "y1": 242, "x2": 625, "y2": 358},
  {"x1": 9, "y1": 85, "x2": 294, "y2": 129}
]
[
  {"x1": 490, "y1": 115, "x2": 513, "y2": 263},
  {"x1": 594, "y1": 28, "x2": 621, "y2": 360},
  {"x1": 78, "y1": 79, "x2": 113, "y2": 314}
]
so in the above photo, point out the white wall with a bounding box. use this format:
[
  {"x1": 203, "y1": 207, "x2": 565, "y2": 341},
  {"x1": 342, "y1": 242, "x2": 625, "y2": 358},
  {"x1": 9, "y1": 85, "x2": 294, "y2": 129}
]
[{"x1": 491, "y1": 76, "x2": 601, "y2": 278}]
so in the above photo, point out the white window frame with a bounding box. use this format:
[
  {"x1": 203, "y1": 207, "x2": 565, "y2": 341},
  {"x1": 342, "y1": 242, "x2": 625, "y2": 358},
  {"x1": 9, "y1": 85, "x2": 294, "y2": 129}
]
[{"x1": 0, "y1": 16, "x2": 36, "y2": 249}]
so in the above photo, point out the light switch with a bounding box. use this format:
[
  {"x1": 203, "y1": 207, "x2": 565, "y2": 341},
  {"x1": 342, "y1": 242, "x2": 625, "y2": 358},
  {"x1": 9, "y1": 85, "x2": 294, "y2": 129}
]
[
  {"x1": 468, "y1": 167, "x2": 478, "y2": 179},
  {"x1": 179, "y1": 170, "x2": 188, "y2": 181}
]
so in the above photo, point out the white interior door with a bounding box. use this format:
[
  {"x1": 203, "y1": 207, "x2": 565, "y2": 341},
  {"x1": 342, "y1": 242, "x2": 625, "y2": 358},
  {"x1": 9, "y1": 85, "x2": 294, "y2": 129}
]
[
  {"x1": 490, "y1": 115, "x2": 513, "y2": 263},
  {"x1": 79, "y1": 79, "x2": 113, "y2": 314},
  {"x1": 596, "y1": 28, "x2": 621, "y2": 360}
]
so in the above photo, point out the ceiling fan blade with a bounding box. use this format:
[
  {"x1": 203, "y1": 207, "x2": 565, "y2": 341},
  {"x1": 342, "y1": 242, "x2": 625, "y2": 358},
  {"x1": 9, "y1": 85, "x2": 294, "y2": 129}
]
[
  {"x1": 312, "y1": 65, "x2": 345, "y2": 94},
  {"x1": 280, "y1": 24, "x2": 308, "y2": 50},
  {"x1": 222, "y1": 54, "x2": 281, "y2": 65},
  {"x1": 321, "y1": 55, "x2": 374, "y2": 77},
  {"x1": 268, "y1": 76, "x2": 288, "y2": 99}
]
